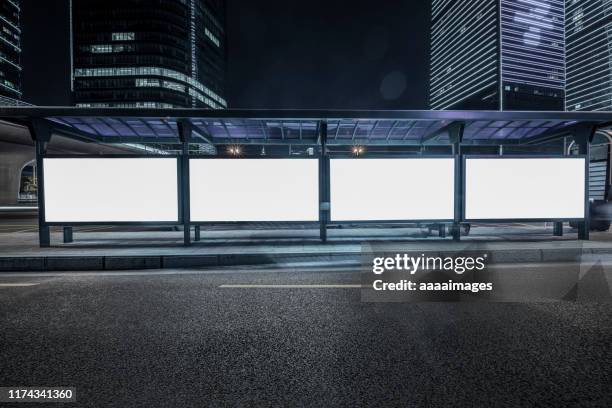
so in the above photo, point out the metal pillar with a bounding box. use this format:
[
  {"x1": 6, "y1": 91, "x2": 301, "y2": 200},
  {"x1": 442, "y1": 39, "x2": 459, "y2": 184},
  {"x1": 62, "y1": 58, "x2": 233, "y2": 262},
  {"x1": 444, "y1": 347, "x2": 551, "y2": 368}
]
[
  {"x1": 63, "y1": 227, "x2": 73, "y2": 243},
  {"x1": 319, "y1": 121, "x2": 330, "y2": 243},
  {"x1": 194, "y1": 225, "x2": 201, "y2": 242},
  {"x1": 28, "y1": 119, "x2": 51, "y2": 247},
  {"x1": 178, "y1": 120, "x2": 192, "y2": 246},
  {"x1": 450, "y1": 122, "x2": 465, "y2": 242},
  {"x1": 573, "y1": 125, "x2": 596, "y2": 241},
  {"x1": 438, "y1": 224, "x2": 446, "y2": 238},
  {"x1": 557, "y1": 136, "x2": 568, "y2": 238}
]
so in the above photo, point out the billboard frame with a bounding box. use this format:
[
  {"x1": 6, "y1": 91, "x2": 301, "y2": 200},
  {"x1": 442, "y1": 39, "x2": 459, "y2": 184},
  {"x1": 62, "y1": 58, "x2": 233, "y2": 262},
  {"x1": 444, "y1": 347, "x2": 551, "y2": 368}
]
[
  {"x1": 41, "y1": 154, "x2": 183, "y2": 226},
  {"x1": 462, "y1": 155, "x2": 588, "y2": 223},
  {"x1": 189, "y1": 156, "x2": 321, "y2": 224},
  {"x1": 328, "y1": 155, "x2": 456, "y2": 224}
]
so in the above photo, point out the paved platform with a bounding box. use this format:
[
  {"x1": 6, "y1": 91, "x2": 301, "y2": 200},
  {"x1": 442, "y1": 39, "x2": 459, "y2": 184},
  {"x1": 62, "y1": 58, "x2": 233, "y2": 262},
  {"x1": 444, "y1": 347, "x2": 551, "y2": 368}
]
[{"x1": 1, "y1": 225, "x2": 612, "y2": 272}]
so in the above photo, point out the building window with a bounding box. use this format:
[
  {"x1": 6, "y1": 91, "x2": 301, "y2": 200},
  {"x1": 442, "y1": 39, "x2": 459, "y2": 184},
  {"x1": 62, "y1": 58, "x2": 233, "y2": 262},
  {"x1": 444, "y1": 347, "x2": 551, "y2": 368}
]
[
  {"x1": 87, "y1": 44, "x2": 133, "y2": 53},
  {"x1": 135, "y1": 78, "x2": 160, "y2": 87},
  {"x1": 205, "y1": 28, "x2": 220, "y2": 47},
  {"x1": 112, "y1": 32, "x2": 135, "y2": 41},
  {"x1": 74, "y1": 66, "x2": 227, "y2": 107},
  {"x1": 90, "y1": 44, "x2": 112, "y2": 53},
  {"x1": 163, "y1": 80, "x2": 186, "y2": 92}
]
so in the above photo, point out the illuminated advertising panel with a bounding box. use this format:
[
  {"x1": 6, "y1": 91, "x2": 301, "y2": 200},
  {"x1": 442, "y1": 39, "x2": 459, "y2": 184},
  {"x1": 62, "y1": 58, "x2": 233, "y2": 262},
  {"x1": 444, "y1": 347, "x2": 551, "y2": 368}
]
[
  {"x1": 190, "y1": 159, "x2": 319, "y2": 222},
  {"x1": 330, "y1": 158, "x2": 455, "y2": 221},
  {"x1": 465, "y1": 158, "x2": 585, "y2": 220},
  {"x1": 43, "y1": 158, "x2": 179, "y2": 222}
]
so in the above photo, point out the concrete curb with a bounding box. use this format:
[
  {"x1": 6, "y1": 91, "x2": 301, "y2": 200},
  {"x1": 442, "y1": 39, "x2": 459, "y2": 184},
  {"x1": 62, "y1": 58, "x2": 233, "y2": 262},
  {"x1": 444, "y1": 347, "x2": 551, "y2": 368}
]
[{"x1": 0, "y1": 247, "x2": 609, "y2": 272}]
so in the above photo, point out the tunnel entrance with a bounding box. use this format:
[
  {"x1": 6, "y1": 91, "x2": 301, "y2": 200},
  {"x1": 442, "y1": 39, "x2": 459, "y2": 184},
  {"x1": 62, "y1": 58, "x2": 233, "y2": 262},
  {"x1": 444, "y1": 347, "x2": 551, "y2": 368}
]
[{"x1": 18, "y1": 162, "x2": 37, "y2": 203}]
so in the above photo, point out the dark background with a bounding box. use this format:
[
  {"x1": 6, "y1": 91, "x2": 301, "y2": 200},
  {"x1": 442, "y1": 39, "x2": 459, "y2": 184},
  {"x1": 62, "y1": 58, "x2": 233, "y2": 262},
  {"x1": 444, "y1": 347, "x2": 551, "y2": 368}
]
[{"x1": 21, "y1": 0, "x2": 430, "y2": 109}]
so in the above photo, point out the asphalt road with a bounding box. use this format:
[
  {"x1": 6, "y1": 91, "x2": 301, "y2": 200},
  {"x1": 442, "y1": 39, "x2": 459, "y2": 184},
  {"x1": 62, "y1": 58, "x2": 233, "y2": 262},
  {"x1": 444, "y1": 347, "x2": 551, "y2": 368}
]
[{"x1": 1, "y1": 265, "x2": 611, "y2": 407}]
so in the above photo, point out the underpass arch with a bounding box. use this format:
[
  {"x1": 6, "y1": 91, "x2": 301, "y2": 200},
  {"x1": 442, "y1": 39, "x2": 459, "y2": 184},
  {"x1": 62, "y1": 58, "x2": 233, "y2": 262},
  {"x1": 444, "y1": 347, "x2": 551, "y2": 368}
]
[{"x1": 17, "y1": 159, "x2": 37, "y2": 203}]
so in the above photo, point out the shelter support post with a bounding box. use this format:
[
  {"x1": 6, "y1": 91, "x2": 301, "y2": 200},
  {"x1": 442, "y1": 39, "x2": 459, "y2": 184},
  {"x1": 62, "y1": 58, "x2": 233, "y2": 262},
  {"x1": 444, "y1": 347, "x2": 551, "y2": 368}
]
[
  {"x1": 178, "y1": 120, "x2": 192, "y2": 246},
  {"x1": 438, "y1": 224, "x2": 446, "y2": 238},
  {"x1": 28, "y1": 119, "x2": 52, "y2": 247},
  {"x1": 553, "y1": 222, "x2": 563, "y2": 237},
  {"x1": 319, "y1": 121, "x2": 330, "y2": 243},
  {"x1": 450, "y1": 122, "x2": 465, "y2": 242},
  {"x1": 573, "y1": 125, "x2": 596, "y2": 241},
  {"x1": 194, "y1": 225, "x2": 201, "y2": 242},
  {"x1": 63, "y1": 227, "x2": 73, "y2": 243}
]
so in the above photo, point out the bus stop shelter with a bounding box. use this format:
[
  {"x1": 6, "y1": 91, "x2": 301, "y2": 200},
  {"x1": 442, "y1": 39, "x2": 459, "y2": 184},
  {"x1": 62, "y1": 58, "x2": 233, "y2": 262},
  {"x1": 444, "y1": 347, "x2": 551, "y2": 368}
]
[{"x1": 0, "y1": 107, "x2": 610, "y2": 247}]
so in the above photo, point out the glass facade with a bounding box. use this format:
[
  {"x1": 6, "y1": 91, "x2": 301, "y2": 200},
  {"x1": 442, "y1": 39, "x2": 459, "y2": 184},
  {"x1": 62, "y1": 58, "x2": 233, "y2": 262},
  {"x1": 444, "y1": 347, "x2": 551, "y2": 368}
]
[
  {"x1": 0, "y1": 0, "x2": 21, "y2": 104},
  {"x1": 430, "y1": 0, "x2": 565, "y2": 111},
  {"x1": 566, "y1": 0, "x2": 612, "y2": 111},
  {"x1": 500, "y1": 0, "x2": 565, "y2": 110},
  {"x1": 430, "y1": 0, "x2": 499, "y2": 110},
  {"x1": 71, "y1": 0, "x2": 227, "y2": 109}
]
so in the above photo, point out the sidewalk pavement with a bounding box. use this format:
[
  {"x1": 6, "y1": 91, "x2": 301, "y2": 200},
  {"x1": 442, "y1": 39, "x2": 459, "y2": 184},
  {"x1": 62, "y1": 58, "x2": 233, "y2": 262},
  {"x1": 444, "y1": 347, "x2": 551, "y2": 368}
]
[{"x1": 1, "y1": 226, "x2": 611, "y2": 272}]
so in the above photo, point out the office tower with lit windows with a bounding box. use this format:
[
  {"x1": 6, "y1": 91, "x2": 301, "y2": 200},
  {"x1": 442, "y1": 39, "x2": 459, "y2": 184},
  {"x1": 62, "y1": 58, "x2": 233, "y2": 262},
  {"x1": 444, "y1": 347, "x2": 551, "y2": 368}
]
[
  {"x1": 566, "y1": 0, "x2": 612, "y2": 112},
  {"x1": 70, "y1": 0, "x2": 227, "y2": 109},
  {"x1": 0, "y1": 0, "x2": 22, "y2": 105},
  {"x1": 429, "y1": 0, "x2": 565, "y2": 111}
]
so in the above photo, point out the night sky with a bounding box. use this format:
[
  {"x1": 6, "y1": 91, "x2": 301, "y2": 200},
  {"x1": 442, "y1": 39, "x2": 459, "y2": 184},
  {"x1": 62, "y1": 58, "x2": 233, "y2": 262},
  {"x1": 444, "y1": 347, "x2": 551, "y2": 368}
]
[{"x1": 21, "y1": 0, "x2": 431, "y2": 109}]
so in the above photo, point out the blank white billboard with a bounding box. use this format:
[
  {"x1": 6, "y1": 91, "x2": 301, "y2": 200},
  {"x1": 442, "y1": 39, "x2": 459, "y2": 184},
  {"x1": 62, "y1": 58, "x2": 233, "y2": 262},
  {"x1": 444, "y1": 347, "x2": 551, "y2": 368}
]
[
  {"x1": 190, "y1": 159, "x2": 319, "y2": 222},
  {"x1": 330, "y1": 158, "x2": 455, "y2": 221},
  {"x1": 465, "y1": 158, "x2": 585, "y2": 220},
  {"x1": 43, "y1": 158, "x2": 179, "y2": 222}
]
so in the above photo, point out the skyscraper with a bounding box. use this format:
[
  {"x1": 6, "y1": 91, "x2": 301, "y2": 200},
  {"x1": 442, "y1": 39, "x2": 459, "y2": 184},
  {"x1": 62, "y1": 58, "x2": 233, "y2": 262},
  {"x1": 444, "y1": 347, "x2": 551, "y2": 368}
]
[
  {"x1": 430, "y1": 0, "x2": 565, "y2": 111},
  {"x1": 0, "y1": 0, "x2": 22, "y2": 105},
  {"x1": 566, "y1": 0, "x2": 612, "y2": 112},
  {"x1": 70, "y1": 0, "x2": 227, "y2": 109}
]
